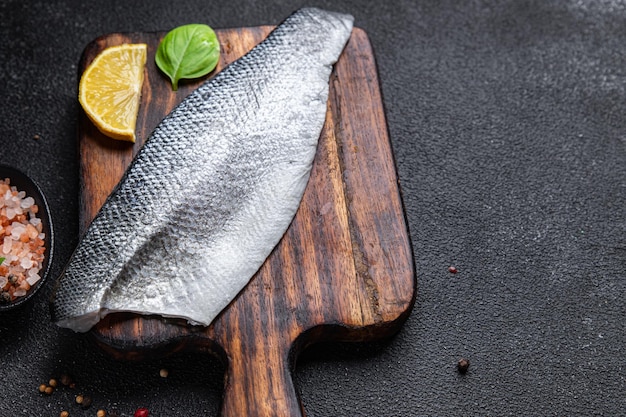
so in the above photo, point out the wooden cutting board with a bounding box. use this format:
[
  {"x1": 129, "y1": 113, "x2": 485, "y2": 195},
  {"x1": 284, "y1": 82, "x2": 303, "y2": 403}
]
[{"x1": 78, "y1": 25, "x2": 415, "y2": 417}]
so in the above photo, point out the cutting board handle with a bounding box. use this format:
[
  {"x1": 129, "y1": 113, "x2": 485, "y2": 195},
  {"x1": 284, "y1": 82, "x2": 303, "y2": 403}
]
[{"x1": 221, "y1": 341, "x2": 302, "y2": 417}]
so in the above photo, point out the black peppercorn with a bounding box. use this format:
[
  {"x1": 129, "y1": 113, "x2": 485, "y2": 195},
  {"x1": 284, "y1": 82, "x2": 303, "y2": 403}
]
[
  {"x1": 457, "y1": 358, "x2": 470, "y2": 374},
  {"x1": 60, "y1": 374, "x2": 73, "y2": 386},
  {"x1": 0, "y1": 291, "x2": 11, "y2": 303},
  {"x1": 80, "y1": 395, "x2": 93, "y2": 409}
]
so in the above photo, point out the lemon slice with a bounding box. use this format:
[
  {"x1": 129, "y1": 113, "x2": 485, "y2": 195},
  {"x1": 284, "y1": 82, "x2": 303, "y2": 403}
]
[{"x1": 79, "y1": 43, "x2": 147, "y2": 142}]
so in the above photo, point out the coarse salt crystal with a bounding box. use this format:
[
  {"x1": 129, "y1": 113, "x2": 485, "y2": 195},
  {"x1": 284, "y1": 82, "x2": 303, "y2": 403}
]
[
  {"x1": 2, "y1": 236, "x2": 11, "y2": 254},
  {"x1": 20, "y1": 257, "x2": 34, "y2": 269},
  {"x1": 21, "y1": 197, "x2": 34, "y2": 209},
  {"x1": 26, "y1": 224, "x2": 38, "y2": 239},
  {"x1": 17, "y1": 247, "x2": 30, "y2": 258},
  {"x1": 26, "y1": 274, "x2": 41, "y2": 286},
  {"x1": 11, "y1": 225, "x2": 25, "y2": 239},
  {"x1": 0, "y1": 276, "x2": 7, "y2": 288}
]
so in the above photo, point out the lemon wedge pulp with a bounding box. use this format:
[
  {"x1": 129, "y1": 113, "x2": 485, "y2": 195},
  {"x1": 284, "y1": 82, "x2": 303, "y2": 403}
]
[{"x1": 79, "y1": 43, "x2": 147, "y2": 142}]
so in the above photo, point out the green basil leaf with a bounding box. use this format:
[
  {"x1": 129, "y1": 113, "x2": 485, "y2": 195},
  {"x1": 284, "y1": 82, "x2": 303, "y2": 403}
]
[
  {"x1": 0, "y1": 257, "x2": 4, "y2": 265},
  {"x1": 156, "y1": 23, "x2": 220, "y2": 91}
]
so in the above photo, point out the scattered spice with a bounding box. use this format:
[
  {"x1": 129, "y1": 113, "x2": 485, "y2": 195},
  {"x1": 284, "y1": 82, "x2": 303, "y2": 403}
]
[
  {"x1": 39, "y1": 372, "x2": 150, "y2": 417},
  {"x1": 134, "y1": 408, "x2": 149, "y2": 417},
  {"x1": 33, "y1": 134, "x2": 41, "y2": 140},
  {"x1": 457, "y1": 358, "x2": 470, "y2": 374},
  {"x1": 448, "y1": 266, "x2": 458, "y2": 274},
  {"x1": 159, "y1": 368, "x2": 169, "y2": 378}
]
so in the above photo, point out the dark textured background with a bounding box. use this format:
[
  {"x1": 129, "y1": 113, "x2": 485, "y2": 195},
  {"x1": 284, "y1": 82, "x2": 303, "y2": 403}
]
[{"x1": 1, "y1": 0, "x2": 625, "y2": 416}]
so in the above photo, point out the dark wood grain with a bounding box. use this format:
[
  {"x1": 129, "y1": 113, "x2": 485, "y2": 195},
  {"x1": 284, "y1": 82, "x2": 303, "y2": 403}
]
[{"x1": 79, "y1": 26, "x2": 415, "y2": 417}]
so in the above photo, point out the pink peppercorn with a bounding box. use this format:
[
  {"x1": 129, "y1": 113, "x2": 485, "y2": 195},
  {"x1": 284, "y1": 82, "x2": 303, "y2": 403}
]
[
  {"x1": 134, "y1": 408, "x2": 149, "y2": 417},
  {"x1": 448, "y1": 266, "x2": 457, "y2": 274}
]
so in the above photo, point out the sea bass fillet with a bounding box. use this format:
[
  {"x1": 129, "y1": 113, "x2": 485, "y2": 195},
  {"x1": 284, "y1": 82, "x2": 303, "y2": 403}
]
[{"x1": 52, "y1": 8, "x2": 354, "y2": 332}]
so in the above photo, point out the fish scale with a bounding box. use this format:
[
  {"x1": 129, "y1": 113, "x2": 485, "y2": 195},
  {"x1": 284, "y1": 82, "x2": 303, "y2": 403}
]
[{"x1": 52, "y1": 7, "x2": 354, "y2": 332}]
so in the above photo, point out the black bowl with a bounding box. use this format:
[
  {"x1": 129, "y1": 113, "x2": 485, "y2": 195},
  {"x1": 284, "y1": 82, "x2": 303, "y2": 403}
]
[{"x1": 0, "y1": 164, "x2": 54, "y2": 312}]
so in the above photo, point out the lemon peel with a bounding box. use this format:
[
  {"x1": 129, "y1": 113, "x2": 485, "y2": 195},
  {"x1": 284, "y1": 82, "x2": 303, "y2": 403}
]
[{"x1": 79, "y1": 43, "x2": 147, "y2": 142}]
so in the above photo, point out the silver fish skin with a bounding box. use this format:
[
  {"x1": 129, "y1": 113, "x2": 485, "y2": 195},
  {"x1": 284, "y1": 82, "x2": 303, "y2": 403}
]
[{"x1": 51, "y1": 8, "x2": 354, "y2": 332}]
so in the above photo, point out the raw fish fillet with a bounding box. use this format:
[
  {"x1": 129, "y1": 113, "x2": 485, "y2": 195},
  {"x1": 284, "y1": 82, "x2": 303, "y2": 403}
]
[{"x1": 52, "y1": 7, "x2": 354, "y2": 332}]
